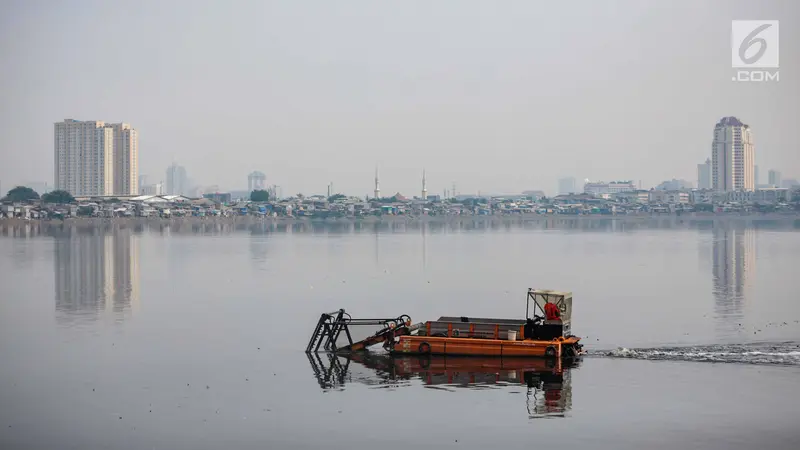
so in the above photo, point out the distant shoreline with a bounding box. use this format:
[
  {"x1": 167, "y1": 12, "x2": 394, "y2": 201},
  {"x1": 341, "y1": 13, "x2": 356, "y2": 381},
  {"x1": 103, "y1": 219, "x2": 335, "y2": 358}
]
[{"x1": 2, "y1": 212, "x2": 799, "y2": 233}]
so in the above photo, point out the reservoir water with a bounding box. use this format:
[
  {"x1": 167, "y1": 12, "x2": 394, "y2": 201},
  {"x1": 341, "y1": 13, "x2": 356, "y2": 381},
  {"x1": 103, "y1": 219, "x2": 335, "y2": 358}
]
[{"x1": 1, "y1": 218, "x2": 799, "y2": 449}]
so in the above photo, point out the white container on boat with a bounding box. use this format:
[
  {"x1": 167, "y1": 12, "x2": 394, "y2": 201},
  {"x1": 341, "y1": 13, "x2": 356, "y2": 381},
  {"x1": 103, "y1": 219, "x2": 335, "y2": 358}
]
[{"x1": 507, "y1": 330, "x2": 517, "y2": 341}]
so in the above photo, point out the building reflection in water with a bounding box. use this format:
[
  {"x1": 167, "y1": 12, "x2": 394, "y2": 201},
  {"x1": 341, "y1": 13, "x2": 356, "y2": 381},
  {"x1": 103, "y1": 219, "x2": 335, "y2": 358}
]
[
  {"x1": 308, "y1": 352, "x2": 576, "y2": 419},
  {"x1": 248, "y1": 224, "x2": 271, "y2": 269},
  {"x1": 54, "y1": 228, "x2": 140, "y2": 322},
  {"x1": 711, "y1": 225, "x2": 756, "y2": 333}
]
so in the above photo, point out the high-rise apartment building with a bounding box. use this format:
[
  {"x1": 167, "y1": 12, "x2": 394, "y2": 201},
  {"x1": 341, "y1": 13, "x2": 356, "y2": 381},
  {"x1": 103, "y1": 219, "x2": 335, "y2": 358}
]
[
  {"x1": 697, "y1": 158, "x2": 712, "y2": 190},
  {"x1": 54, "y1": 119, "x2": 139, "y2": 196},
  {"x1": 248, "y1": 171, "x2": 266, "y2": 192},
  {"x1": 768, "y1": 169, "x2": 782, "y2": 187},
  {"x1": 166, "y1": 163, "x2": 188, "y2": 195},
  {"x1": 107, "y1": 123, "x2": 138, "y2": 196},
  {"x1": 711, "y1": 117, "x2": 755, "y2": 192},
  {"x1": 558, "y1": 177, "x2": 577, "y2": 195}
]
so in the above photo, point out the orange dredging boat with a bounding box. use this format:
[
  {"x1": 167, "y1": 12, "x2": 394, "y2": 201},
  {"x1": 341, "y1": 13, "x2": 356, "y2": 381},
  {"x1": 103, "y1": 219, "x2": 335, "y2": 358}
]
[{"x1": 306, "y1": 288, "x2": 583, "y2": 358}]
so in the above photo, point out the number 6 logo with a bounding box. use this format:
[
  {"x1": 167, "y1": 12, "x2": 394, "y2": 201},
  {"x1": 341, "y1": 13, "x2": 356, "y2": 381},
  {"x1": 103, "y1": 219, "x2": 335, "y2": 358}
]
[
  {"x1": 732, "y1": 20, "x2": 779, "y2": 68},
  {"x1": 739, "y1": 24, "x2": 771, "y2": 65}
]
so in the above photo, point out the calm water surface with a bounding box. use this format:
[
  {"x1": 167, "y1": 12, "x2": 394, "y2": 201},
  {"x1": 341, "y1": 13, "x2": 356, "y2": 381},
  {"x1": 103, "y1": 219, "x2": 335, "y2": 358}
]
[{"x1": 1, "y1": 219, "x2": 799, "y2": 449}]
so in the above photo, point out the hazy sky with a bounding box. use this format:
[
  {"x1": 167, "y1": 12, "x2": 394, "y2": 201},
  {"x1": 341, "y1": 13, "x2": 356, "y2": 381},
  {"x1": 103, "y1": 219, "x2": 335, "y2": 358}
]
[{"x1": 1, "y1": 0, "x2": 798, "y2": 196}]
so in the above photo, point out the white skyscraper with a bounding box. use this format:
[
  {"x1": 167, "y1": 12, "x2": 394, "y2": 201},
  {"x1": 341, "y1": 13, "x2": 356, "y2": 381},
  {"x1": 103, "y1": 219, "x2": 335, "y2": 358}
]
[
  {"x1": 166, "y1": 163, "x2": 188, "y2": 195},
  {"x1": 54, "y1": 120, "x2": 114, "y2": 196},
  {"x1": 107, "y1": 123, "x2": 139, "y2": 196},
  {"x1": 697, "y1": 158, "x2": 711, "y2": 190},
  {"x1": 711, "y1": 117, "x2": 755, "y2": 192},
  {"x1": 138, "y1": 175, "x2": 148, "y2": 191},
  {"x1": 54, "y1": 119, "x2": 139, "y2": 197},
  {"x1": 558, "y1": 177, "x2": 577, "y2": 195},
  {"x1": 248, "y1": 171, "x2": 266, "y2": 192},
  {"x1": 374, "y1": 167, "x2": 380, "y2": 199},
  {"x1": 421, "y1": 169, "x2": 427, "y2": 200},
  {"x1": 768, "y1": 170, "x2": 782, "y2": 187}
]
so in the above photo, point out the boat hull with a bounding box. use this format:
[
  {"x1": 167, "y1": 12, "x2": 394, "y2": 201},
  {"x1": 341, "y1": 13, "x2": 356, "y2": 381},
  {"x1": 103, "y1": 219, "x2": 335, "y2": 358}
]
[{"x1": 391, "y1": 335, "x2": 582, "y2": 358}]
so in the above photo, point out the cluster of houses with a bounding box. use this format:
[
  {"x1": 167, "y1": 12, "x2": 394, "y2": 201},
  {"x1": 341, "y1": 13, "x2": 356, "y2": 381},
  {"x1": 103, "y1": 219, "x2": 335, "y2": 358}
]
[
  {"x1": 2, "y1": 186, "x2": 800, "y2": 220},
  {"x1": 585, "y1": 187, "x2": 800, "y2": 213}
]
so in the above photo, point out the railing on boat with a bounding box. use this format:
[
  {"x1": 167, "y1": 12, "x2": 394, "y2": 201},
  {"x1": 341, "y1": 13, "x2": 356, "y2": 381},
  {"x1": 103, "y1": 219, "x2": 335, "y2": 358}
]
[
  {"x1": 424, "y1": 316, "x2": 526, "y2": 340},
  {"x1": 306, "y1": 309, "x2": 414, "y2": 353}
]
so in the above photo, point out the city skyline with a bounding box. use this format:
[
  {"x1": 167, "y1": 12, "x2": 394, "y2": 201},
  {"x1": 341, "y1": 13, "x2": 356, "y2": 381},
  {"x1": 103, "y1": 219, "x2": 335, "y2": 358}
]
[
  {"x1": 35, "y1": 115, "x2": 800, "y2": 199},
  {"x1": 2, "y1": 1, "x2": 798, "y2": 196}
]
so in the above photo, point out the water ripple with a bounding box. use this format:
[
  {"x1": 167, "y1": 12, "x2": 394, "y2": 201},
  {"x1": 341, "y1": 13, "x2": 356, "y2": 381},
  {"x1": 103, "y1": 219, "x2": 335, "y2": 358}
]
[{"x1": 591, "y1": 341, "x2": 800, "y2": 366}]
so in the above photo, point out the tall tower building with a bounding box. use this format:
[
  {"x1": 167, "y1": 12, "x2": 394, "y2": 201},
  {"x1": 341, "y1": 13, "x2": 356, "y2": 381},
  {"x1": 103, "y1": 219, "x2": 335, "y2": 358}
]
[
  {"x1": 166, "y1": 163, "x2": 188, "y2": 195},
  {"x1": 711, "y1": 116, "x2": 755, "y2": 192},
  {"x1": 106, "y1": 123, "x2": 138, "y2": 196},
  {"x1": 558, "y1": 177, "x2": 577, "y2": 195},
  {"x1": 374, "y1": 167, "x2": 381, "y2": 199},
  {"x1": 54, "y1": 119, "x2": 115, "y2": 196},
  {"x1": 768, "y1": 169, "x2": 782, "y2": 187},
  {"x1": 248, "y1": 171, "x2": 266, "y2": 192},
  {"x1": 421, "y1": 169, "x2": 428, "y2": 200},
  {"x1": 697, "y1": 158, "x2": 712, "y2": 190}
]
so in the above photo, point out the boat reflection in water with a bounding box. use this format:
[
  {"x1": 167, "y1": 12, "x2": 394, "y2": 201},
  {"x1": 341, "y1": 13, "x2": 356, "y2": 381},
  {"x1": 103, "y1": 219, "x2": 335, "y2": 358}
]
[{"x1": 308, "y1": 352, "x2": 579, "y2": 418}]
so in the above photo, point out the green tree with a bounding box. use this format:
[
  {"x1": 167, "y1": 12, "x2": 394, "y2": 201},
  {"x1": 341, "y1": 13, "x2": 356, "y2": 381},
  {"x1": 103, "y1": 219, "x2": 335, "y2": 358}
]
[
  {"x1": 4, "y1": 186, "x2": 39, "y2": 202},
  {"x1": 41, "y1": 190, "x2": 75, "y2": 204},
  {"x1": 328, "y1": 193, "x2": 346, "y2": 202},
  {"x1": 250, "y1": 189, "x2": 270, "y2": 202}
]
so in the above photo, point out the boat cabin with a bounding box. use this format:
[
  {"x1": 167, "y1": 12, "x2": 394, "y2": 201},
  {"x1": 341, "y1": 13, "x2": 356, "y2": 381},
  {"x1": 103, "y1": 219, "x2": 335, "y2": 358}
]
[
  {"x1": 525, "y1": 289, "x2": 573, "y2": 340},
  {"x1": 419, "y1": 289, "x2": 573, "y2": 341}
]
